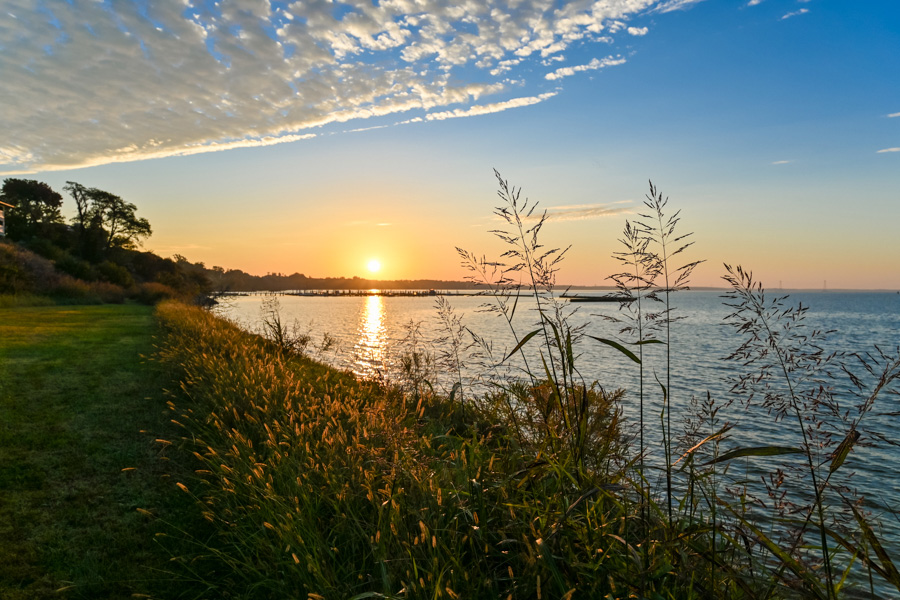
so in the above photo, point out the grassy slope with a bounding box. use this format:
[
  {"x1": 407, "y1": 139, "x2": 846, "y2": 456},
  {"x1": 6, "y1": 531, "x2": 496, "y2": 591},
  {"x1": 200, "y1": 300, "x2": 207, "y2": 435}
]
[{"x1": 0, "y1": 304, "x2": 196, "y2": 600}]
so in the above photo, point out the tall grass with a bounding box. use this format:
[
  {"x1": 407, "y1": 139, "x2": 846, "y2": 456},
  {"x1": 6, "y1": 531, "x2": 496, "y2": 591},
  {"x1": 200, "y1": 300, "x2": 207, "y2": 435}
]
[
  {"x1": 152, "y1": 173, "x2": 900, "y2": 599},
  {"x1": 155, "y1": 301, "x2": 645, "y2": 598}
]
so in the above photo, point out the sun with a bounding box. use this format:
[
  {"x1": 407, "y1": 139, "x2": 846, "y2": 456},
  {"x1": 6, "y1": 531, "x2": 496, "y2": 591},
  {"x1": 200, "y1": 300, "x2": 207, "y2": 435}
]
[{"x1": 367, "y1": 259, "x2": 381, "y2": 273}]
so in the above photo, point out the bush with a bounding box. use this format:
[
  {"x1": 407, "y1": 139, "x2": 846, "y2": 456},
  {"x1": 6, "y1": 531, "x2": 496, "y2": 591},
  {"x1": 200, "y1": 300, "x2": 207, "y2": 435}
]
[
  {"x1": 55, "y1": 254, "x2": 97, "y2": 281},
  {"x1": 98, "y1": 260, "x2": 135, "y2": 288},
  {"x1": 134, "y1": 281, "x2": 178, "y2": 305},
  {"x1": 91, "y1": 281, "x2": 127, "y2": 304},
  {"x1": 50, "y1": 276, "x2": 101, "y2": 304},
  {"x1": 24, "y1": 237, "x2": 67, "y2": 262},
  {"x1": 0, "y1": 242, "x2": 60, "y2": 294}
]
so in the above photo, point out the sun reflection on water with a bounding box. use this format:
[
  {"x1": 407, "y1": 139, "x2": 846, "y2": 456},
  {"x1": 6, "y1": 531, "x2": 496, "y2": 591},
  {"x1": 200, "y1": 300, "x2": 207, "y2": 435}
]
[{"x1": 353, "y1": 294, "x2": 386, "y2": 377}]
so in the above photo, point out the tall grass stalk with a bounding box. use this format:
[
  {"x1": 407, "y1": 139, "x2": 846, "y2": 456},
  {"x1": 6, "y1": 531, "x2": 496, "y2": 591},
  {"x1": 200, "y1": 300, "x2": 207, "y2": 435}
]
[
  {"x1": 434, "y1": 294, "x2": 469, "y2": 404},
  {"x1": 608, "y1": 220, "x2": 660, "y2": 519},
  {"x1": 638, "y1": 182, "x2": 703, "y2": 522},
  {"x1": 723, "y1": 264, "x2": 838, "y2": 597}
]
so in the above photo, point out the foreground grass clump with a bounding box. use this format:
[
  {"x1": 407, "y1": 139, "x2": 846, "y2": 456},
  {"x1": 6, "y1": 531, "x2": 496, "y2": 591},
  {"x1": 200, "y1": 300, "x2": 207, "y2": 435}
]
[
  {"x1": 0, "y1": 304, "x2": 197, "y2": 600},
  {"x1": 155, "y1": 301, "x2": 689, "y2": 599}
]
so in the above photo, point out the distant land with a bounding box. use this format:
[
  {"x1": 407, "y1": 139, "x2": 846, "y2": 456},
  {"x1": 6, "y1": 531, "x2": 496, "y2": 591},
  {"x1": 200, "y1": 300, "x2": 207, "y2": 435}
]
[
  {"x1": 204, "y1": 268, "x2": 897, "y2": 294},
  {"x1": 207, "y1": 267, "x2": 628, "y2": 292}
]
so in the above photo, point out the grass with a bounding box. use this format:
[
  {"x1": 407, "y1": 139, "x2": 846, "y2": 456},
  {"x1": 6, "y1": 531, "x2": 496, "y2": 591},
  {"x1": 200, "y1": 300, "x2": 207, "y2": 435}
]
[
  {"x1": 154, "y1": 301, "x2": 642, "y2": 599},
  {"x1": 0, "y1": 304, "x2": 199, "y2": 599}
]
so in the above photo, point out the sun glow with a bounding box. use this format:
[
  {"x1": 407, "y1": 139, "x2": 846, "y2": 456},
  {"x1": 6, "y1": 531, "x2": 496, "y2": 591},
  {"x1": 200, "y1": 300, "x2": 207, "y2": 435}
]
[{"x1": 367, "y1": 259, "x2": 381, "y2": 273}]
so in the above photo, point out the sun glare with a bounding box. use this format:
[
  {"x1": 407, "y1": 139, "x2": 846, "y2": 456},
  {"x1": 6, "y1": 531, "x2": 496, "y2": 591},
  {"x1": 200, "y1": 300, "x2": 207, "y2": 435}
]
[{"x1": 367, "y1": 259, "x2": 381, "y2": 273}]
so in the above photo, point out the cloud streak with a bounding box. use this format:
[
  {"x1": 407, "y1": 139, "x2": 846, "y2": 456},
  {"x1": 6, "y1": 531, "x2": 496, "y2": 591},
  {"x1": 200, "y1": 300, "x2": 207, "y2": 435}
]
[
  {"x1": 426, "y1": 93, "x2": 559, "y2": 121},
  {"x1": 877, "y1": 147, "x2": 900, "y2": 153},
  {"x1": 653, "y1": 0, "x2": 706, "y2": 14},
  {"x1": 781, "y1": 8, "x2": 810, "y2": 20},
  {"x1": 1, "y1": 0, "x2": 667, "y2": 173},
  {"x1": 525, "y1": 202, "x2": 633, "y2": 222},
  {"x1": 545, "y1": 56, "x2": 627, "y2": 81}
]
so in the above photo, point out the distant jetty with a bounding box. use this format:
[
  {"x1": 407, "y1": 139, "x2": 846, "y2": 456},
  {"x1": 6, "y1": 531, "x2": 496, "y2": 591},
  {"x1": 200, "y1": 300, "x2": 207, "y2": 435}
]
[
  {"x1": 222, "y1": 289, "x2": 472, "y2": 298},
  {"x1": 562, "y1": 294, "x2": 634, "y2": 303},
  {"x1": 221, "y1": 290, "x2": 636, "y2": 300}
]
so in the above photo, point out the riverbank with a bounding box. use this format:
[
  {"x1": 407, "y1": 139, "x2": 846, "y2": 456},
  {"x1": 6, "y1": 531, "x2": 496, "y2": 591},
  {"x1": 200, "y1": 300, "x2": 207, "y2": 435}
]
[{"x1": 0, "y1": 304, "x2": 199, "y2": 599}]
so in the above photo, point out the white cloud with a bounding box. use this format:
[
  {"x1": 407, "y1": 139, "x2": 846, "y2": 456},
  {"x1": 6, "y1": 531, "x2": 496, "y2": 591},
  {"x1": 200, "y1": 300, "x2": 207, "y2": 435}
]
[
  {"x1": 888, "y1": 112, "x2": 900, "y2": 118},
  {"x1": 426, "y1": 93, "x2": 558, "y2": 120},
  {"x1": 1, "y1": 0, "x2": 667, "y2": 173},
  {"x1": 344, "y1": 125, "x2": 390, "y2": 134},
  {"x1": 525, "y1": 202, "x2": 633, "y2": 222},
  {"x1": 781, "y1": 8, "x2": 810, "y2": 20},
  {"x1": 772, "y1": 160, "x2": 791, "y2": 165},
  {"x1": 746, "y1": 0, "x2": 764, "y2": 6},
  {"x1": 545, "y1": 56, "x2": 627, "y2": 81},
  {"x1": 542, "y1": 55, "x2": 567, "y2": 65},
  {"x1": 653, "y1": 0, "x2": 706, "y2": 14},
  {"x1": 627, "y1": 26, "x2": 649, "y2": 36},
  {"x1": 877, "y1": 147, "x2": 900, "y2": 153}
]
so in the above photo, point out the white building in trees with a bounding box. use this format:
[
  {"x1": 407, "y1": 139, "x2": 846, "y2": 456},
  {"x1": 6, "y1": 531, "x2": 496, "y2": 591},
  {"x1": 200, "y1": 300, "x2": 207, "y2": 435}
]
[{"x1": 0, "y1": 200, "x2": 12, "y2": 237}]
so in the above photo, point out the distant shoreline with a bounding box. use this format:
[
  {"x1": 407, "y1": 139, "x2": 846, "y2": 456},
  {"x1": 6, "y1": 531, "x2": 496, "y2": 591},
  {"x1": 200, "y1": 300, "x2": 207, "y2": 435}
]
[{"x1": 217, "y1": 282, "x2": 899, "y2": 294}]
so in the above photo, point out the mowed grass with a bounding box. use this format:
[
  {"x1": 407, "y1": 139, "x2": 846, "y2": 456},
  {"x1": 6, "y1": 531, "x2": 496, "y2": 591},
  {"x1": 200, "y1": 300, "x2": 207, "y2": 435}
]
[{"x1": 0, "y1": 304, "x2": 196, "y2": 600}]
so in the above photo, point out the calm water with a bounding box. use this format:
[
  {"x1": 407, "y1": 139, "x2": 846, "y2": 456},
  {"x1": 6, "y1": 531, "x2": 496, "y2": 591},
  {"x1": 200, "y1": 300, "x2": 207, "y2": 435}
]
[{"x1": 219, "y1": 290, "x2": 900, "y2": 571}]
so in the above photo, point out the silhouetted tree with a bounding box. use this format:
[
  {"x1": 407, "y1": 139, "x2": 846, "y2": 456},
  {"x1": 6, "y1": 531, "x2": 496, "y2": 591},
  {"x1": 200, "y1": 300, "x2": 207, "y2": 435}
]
[
  {"x1": 89, "y1": 190, "x2": 151, "y2": 251},
  {"x1": 63, "y1": 182, "x2": 151, "y2": 258},
  {"x1": 0, "y1": 178, "x2": 64, "y2": 240},
  {"x1": 63, "y1": 181, "x2": 91, "y2": 235}
]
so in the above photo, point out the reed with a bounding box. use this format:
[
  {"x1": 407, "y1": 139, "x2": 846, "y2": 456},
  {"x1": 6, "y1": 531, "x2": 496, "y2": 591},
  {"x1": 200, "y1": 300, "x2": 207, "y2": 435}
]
[{"x1": 638, "y1": 184, "x2": 704, "y2": 522}]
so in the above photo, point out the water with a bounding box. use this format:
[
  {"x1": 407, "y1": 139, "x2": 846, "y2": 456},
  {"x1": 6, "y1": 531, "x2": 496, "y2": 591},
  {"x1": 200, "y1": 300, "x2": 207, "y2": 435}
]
[
  {"x1": 219, "y1": 289, "x2": 899, "y2": 398},
  {"x1": 219, "y1": 289, "x2": 900, "y2": 586}
]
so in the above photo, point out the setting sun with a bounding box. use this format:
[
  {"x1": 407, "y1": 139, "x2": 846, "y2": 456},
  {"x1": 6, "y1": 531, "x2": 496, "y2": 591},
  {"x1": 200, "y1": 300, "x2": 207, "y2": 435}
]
[{"x1": 367, "y1": 259, "x2": 381, "y2": 273}]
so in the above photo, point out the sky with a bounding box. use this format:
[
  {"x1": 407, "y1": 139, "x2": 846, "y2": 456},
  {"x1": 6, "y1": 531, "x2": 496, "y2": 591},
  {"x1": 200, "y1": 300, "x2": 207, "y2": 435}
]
[{"x1": 1, "y1": 0, "x2": 898, "y2": 289}]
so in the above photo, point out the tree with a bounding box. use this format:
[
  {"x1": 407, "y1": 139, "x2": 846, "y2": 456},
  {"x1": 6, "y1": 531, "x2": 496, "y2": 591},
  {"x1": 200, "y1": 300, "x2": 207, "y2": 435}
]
[
  {"x1": 89, "y1": 190, "x2": 152, "y2": 251},
  {"x1": 63, "y1": 182, "x2": 152, "y2": 257},
  {"x1": 63, "y1": 181, "x2": 91, "y2": 235},
  {"x1": 0, "y1": 178, "x2": 64, "y2": 240}
]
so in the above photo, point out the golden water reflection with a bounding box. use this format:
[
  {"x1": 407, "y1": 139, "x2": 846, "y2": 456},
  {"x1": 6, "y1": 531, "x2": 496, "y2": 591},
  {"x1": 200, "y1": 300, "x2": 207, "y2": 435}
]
[{"x1": 353, "y1": 294, "x2": 386, "y2": 377}]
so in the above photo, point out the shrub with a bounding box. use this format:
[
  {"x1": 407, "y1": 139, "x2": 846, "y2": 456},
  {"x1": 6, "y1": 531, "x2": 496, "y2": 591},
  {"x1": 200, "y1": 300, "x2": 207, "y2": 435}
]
[
  {"x1": 50, "y1": 275, "x2": 101, "y2": 303},
  {"x1": 134, "y1": 281, "x2": 178, "y2": 305},
  {"x1": 98, "y1": 260, "x2": 135, "y2": 288},
  {"x1": 90, "y1": 281, "x2": 127, "y2": 304},
  {"x1": 24, "y1": 237, "x2": 67, "y2": 262},
  {"x1": 55, "y1": 254, "x2": 97, "y2": 281},
  {"x1": 0, "y1": 241, "x2": 61, "y2": 294}
]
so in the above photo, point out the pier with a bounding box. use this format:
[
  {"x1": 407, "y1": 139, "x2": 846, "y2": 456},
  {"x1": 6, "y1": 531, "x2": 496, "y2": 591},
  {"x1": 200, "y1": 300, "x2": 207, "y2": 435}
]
[{"x1": 222, "y1": 289, "x2": 475, "y2": 298}]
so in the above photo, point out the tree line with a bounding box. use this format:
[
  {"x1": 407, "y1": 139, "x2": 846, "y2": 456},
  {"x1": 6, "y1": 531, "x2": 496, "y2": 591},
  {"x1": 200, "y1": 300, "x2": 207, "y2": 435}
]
[
  {"x1": 2, "y1": 179, "x2": 151, "y2": 258},
  {"x1": 0, "y1": 178, "x2": 208, "y2": 301}
]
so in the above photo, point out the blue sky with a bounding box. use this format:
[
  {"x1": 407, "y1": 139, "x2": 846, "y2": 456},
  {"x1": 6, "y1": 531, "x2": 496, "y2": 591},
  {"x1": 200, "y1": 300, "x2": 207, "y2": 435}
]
[{"x1": 2, "y1": 0, "x2": 898, "y2": 288}]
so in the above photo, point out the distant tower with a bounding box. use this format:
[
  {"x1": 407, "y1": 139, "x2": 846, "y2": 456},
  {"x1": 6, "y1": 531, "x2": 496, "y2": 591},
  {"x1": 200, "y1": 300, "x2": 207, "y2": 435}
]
[{"x1": 0, "y1": 200, "x2": 12, "y2": 237}]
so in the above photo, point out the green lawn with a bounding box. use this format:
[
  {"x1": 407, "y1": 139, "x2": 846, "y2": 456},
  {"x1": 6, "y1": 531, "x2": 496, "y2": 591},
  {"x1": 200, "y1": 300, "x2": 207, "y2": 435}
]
[{"x1": 0, "y1": 304, "x2": 197, "y2": 599}]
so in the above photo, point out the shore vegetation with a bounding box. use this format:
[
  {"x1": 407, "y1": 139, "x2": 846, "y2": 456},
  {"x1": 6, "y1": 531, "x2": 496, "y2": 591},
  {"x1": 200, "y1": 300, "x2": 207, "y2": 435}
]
[{"x1": 148, "y1": 173, "x2": 900, "y2": 599}]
